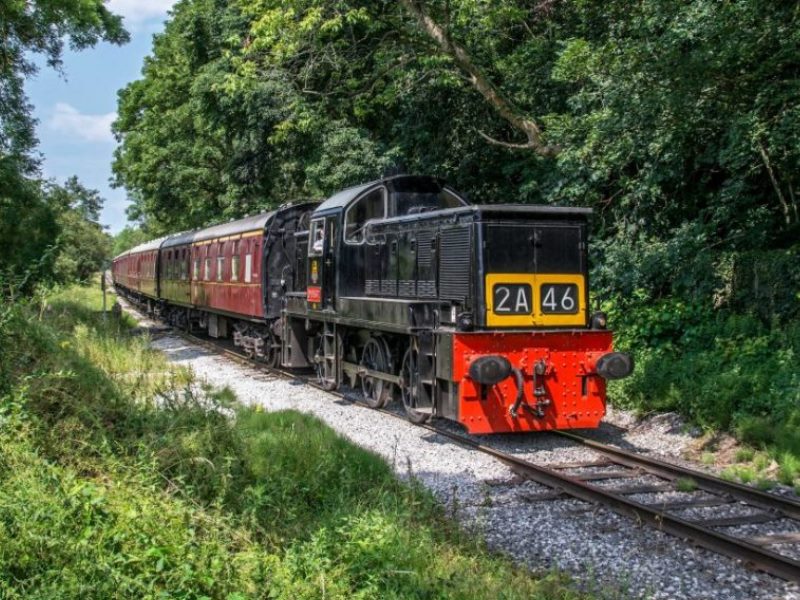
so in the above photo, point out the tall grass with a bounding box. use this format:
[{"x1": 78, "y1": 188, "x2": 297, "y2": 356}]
[{"x1": 0, "y1": 282, "x2": 583, "y2": 599}]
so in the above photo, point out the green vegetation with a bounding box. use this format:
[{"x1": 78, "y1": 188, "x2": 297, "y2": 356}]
[
  {"x1": 675, "y1": 478, "x2": 698, "y2": 494},
  {"x1": 0, "y1": 282, "x2": 580, "y2": 598},
  {"x1": 0, "y1": 0, "x2": 800, "y2": 572},
  {"x1": 112, "y1": 226, "x2": 150, "y2": 256},
  {"x1": 1, "y1": 1, "x2": 124, "y2": 291}
]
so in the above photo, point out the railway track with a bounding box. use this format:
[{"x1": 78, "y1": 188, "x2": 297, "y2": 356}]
[{"x1": 160, "y1": 324, "x2": 800, "y2": 583}]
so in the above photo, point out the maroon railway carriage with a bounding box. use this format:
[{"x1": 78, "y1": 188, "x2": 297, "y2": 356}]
[
  {"x1": 189, "y1": 214, "x2": 270, "y2": 329},
  {"x1": 111, "y1": 237, "x2": 164, "y2": 302},
  {"x1": 113, "y1": 205, "x2": 315, "y2": 364}
]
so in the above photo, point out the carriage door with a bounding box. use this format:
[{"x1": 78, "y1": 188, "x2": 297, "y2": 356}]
[{"x1": 307, "y1": 216, "x2": 337, "y2": 310}]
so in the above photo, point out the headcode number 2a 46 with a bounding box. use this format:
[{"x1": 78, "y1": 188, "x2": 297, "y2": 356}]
[{"x1": 540, "y1": 284, "x2": 578, "y2": 314}]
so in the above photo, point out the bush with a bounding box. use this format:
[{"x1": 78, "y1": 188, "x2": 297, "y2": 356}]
[{"x1": 605, "y1": 283, "x2": 800, "y2": 485}]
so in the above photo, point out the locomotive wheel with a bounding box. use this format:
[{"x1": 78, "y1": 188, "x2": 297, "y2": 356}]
[
  {"x1": 263, "y1": 332, "x2": 281, "y2": 368},
  {"x1": 399, "y1": 346, "x2": 431, "y2": 424},
  {"x1": 360, "y1": 338, "x2": 392, "y2": 408}
]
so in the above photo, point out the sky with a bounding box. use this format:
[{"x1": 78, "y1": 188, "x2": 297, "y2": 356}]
[{"x1": 26, "y1": 0, "x2": 179, "y2": 234}]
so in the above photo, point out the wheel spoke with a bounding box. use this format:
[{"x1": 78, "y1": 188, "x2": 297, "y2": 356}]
[
  {"x1": 360, "y1": 338, "x2": 392, "y2": 408},
  {"x1": 400, "y1": 344, "x2": 430, "y2": 424}
]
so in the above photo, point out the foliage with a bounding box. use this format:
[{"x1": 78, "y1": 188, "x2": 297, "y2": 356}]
[
  {"x1": 0, "y1": 1, "x2": 125, "y2": 289},
  {"x1": 112, "y1": 226, "x2": 150, "y2": 256},
  {"x1": 0, "y1": 178, "x2": 111, "y2": 289},
  {"x1": 48, "y1": 177, "x2": 112, "y2": 283},
  {"x1": 0, "y1": 0, "x2": 127, "y2": 169},
  {"x1": 0, "y1": 283, "x2": 583, "y2": 599}
]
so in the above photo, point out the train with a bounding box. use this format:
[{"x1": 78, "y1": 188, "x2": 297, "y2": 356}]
[{"x1": 112, "y1": 174, "x2": 632, "y2": 434}]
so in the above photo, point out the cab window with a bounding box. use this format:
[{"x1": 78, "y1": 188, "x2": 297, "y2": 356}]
[
  {"x1": 344, "y1": 188, "x2": 386, "y2": 244},
  {"x1": 309, "y1": 219, "x2": 325, "y2": 256}
]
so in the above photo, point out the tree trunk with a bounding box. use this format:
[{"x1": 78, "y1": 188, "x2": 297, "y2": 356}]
[{"x1": 400, "y1": 0, "x2": 558, "y2": 156}]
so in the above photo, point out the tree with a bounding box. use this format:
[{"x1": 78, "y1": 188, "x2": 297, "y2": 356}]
[
  {"x1": 113, "y1": 0, "x2": 800, "y2": 310},
  {"x1": 43, "y1": 178, "x2": 111, "y2": 283},
  {"x1": 0, "y1": 0, "x2": 127, "y2": 289},
  {"x1": 1, "y1": 0, "x2": 128, "y2": 171},
  {"x1": 112, "y1": 226, "x2": 150, "y2": 256}
]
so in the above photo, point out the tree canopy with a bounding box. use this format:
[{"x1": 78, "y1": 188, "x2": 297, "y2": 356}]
[{"x1": 0, "y1": 0, "x2": 126, "y2": 289}]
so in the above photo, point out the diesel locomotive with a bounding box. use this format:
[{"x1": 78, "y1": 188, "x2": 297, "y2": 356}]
[{"x1": 112, "y1": 175, "x2": 632, "y2": 434}]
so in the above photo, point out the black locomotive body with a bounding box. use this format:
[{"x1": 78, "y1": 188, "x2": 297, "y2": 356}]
[{"x1": 275, "y1": 175, "x2": 631, "y2": 433}]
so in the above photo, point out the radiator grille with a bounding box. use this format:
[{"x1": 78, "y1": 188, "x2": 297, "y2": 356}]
[
  {"x1": 380, "y1": 279, "x2": 397, "y2": 296},
  {"x1": 439, "y1": 227, "x2": 471, "y2": 300},
  {"x1": 416, "y1": 230, "x2": 434, "y2": 268}
]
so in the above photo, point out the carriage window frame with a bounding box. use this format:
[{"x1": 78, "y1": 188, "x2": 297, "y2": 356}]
[
  {"x1": 244, "y1": 253, "x2": 253, "y2": 283},
  {"x1": 343, "y1": 187, "x2": 387, "y2": 246},
  {"x1": 231, "y1": 254, "x2": 240, "y2": 282},
  {"x1": 216, "y1": 256, "x2": 224, "y2": 282}
]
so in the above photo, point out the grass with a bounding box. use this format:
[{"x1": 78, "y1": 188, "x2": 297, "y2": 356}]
[
  {"x1": 0, "y1": 281, "x2": 584, "y2": 599},
  {"x1": 675, "y1": 478, "x2": 697, "y2": 493},
  {"x1": 700, "y1": 452, "x2": 715, "y2": 466}
]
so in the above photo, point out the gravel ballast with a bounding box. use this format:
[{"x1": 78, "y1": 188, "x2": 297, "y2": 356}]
[{"x1": 126, "y1": 303, "x2": 799, "y2": 600}]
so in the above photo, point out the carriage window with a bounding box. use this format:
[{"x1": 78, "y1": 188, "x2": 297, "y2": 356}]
[
  {"x1": 193, "y1": 259, "x2": 200, "y2": 280},
  {"x1": 244, "y1": 254, "x2": 253, "y2": 283},
  {"x1": 344, "y1": 188, "x2": 386, "y2": 244},
  {"x1": 217, "y1": 256, "x2": 224, "y2": 281},
  {"x1": 231, "y1": 255, "x2": 240, "y2": 282},
  {"x1": 309, "y1": 219, "x2": 325, "y2": 256},
  {"x1": 204, "y1": 258, "x2": 211, "y2": 281}
]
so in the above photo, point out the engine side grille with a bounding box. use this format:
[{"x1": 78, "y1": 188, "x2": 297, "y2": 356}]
[
  {"x1": 416, "y1": 230, "x2": 434, "y2": 268},
  {"x1": 438, "y1": 226, "x2": 471, "y2": 301}
]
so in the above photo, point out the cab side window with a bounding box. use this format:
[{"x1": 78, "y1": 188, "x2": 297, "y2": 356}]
[
  {"x1": 344, "y1": 188, "x2": 386, "y2": 244},
  {"x1": 309, "y1": 219, "x2": 325, "y2": 256}
]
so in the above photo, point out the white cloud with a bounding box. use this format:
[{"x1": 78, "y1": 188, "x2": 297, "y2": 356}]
[
  {"x1": 50, "y1": 103, "x2": 117, "y2": 143},
  {"x1": 107, "y1": 0, "x2": 177, "y2": 26}
]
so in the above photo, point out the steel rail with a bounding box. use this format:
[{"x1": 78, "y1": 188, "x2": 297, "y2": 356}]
[
  {"x1": 157, "y1": 326, "x2": 800, "y2": 583},
  {"x1": 556, "y1": 431, "x2": 800, "y2": 521},
  {"x1": 425, "y1": 426, "x2": 800, "y2": 583}
]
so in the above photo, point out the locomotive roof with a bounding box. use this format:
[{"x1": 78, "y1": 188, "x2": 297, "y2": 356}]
[
  {"x1": 366, "y1": 203, "x2": 592, "y2": 228},
  {"x1": 314, "y1": 181, "x2": 376, "y2": 212},
  {"x1": 314, "y1": 175, "x2": 455, "y2": 213}
]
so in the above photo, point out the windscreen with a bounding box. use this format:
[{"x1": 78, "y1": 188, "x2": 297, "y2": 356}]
[{"x1": 391, "y1": 178, "x2": 466, "y2": 215}]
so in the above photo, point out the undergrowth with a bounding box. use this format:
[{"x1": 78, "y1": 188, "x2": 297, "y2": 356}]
[
  {"x1": 606, "y1": 296, "x2": 800, "y2": 488},
  {"x1": 0, "y1": 282, "x2": 581, "y2": 599}
]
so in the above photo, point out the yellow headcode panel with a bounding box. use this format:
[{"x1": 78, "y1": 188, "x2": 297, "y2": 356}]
[{"x1": 485, "y1": 273, "x2": 586, "y2": 327}]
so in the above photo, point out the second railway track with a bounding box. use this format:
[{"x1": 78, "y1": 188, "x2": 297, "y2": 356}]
[{"x1": 162, "y1": 325, "x2": 800, "y2": 584}]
